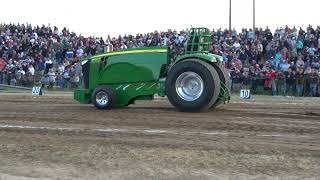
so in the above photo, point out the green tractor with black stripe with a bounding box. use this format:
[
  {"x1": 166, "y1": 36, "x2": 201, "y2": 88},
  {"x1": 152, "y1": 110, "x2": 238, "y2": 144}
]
[{"x1": 74, "y1": 27, "x2": 231, "y2": 112}]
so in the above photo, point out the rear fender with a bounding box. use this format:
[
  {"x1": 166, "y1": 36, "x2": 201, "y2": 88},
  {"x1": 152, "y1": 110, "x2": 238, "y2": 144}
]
[{"x1": 174, "y1": 53, "x2": 223, "y2": 65}]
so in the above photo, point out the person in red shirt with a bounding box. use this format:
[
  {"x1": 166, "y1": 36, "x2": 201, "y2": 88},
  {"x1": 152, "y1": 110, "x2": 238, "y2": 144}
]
[
  {"x1": 0, "y1": 57, "x2": 7, "y2": 84},
  {"x1": 0, "y1": 57, "x2": 7, "y2": 72},
  {"x1": 265, "y1": 68, "x2": 277, "y2": 96}
]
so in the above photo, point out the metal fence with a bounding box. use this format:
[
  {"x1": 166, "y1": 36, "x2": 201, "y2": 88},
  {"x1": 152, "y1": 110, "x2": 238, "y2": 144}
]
[
  {"x1": 1, "y1": 72, "x2": 319, "y2": 97},
  {"x1": 0, "y1": 73, "x2": 83, "y2": 90},
  {"x1": 231, "y1": 76, "x2": 320, "y2": 97}
]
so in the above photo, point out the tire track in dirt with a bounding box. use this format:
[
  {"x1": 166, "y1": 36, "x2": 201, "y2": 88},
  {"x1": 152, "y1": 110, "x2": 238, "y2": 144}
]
[
  {"x1": 0, "y1": 104, "x2": 319, "y2": 134},
  {"x1": 0, "y1": 115, "x2": 319, "y2": 135}
]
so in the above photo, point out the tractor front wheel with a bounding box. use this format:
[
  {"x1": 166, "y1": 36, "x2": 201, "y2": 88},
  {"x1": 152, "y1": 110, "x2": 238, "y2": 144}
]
[
  {"x1": 92, "y1": 85, "x2": 116, "y2": 109},
  {"x1": 165, "y1": 59, "x2": 220, "y2": 112}
]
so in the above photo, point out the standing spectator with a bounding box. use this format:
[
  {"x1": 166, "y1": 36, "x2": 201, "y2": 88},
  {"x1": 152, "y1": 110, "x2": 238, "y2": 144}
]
[
  {"x1": 5, "y1": 59, "x2": 16, "y2": 85},
  {"x1": 242, "y1": 71, "x2": 252, "y2": 89},
  {"x1": 285, "y1": 68, "x2": 296, "y2": 96},
  {"x1": 275, "y1": 71, "x2": 286, "y2": 95},
  {"x1": 307, "y1": 68, "x2": 319, "y2": 97},
  {"x1": 47, "y1": 68, "x2": 56, "y2": 89},
  {"x1": 63, "y1": 67, "x2": 71, "y2": 88},
  {"x1": 295, "y1": 68, "x2": 305, "y2": 96},
  {"x1": 56, "y1": 71, "x2": 64, "y2": 88},
  {"x1": 0, "y1": 57, "x2": 7, "y2": 84},
  {"x1": 69, "y1": 66, "x2": 79, "y2": 88},
  {"x1": 44, "y1": 58, "x2": 53, "y2": 74},
  {"x1": 231, "y1": 68, "x2": 243, "y2": 92},
  {"x1": 0, "y1": 57, "x2": 7, "y2": 72},
  {"x1": 28, "y1": 64, "x2": 35, "y2": 76},
  {"x1": 35, "y1": 59, "x2": 45, "y2": 81},
  {"x1": 265, "y1": 68, "x2": 277, "y2": 95},
  {"x1": 16, "y1": 67, "x2": 26, "y2": 86},
  {"x1": 27, "y1": 64, "x2": 35, "y2": 85},
  {"x1": 250, "y1": 66, "x2": 259, "y2": 92},
  {"x1": 257, "y1": 71, "x2": 266, "y2": 93}
]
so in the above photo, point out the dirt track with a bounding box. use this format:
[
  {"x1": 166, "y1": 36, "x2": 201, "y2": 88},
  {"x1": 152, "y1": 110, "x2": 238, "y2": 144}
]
[{"x1": 0, "y1": 92, "x2": 319, "y2": 180}]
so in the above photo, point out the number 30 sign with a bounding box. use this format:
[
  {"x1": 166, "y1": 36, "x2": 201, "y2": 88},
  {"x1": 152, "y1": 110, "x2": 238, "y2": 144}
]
[{"x1": 240, "y1": 89, "x2": 250, "y2": 99}]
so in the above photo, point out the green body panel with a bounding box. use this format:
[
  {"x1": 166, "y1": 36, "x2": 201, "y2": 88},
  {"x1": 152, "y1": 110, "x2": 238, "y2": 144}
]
[
  {"x1": 96, "y1": 52, "x2": 167, "y2": 85},
  {"x1": 74, "y1": 89, "x2": 91, "y2": 103},
  {"x1": 76, "y1": 47, "x2": 169, "y2": 107},
  {"x1": 109, "y1": 81, "x2": 161, "y2": 107},
  {"x1": 89, "y1": 47, "x2": 168, "y2": 90}
]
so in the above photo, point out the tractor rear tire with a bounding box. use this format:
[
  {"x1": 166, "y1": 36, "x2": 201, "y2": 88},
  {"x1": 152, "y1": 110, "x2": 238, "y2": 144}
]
[
  {"x1": 92, "y1": 85, "x2": 116, "y2": 110},
  {"x1": 165, "y1": 59, "x2": 220, "y2": 112},
  {"x1": 211, "y1": 62, "x2": 231, "y2": 108}
]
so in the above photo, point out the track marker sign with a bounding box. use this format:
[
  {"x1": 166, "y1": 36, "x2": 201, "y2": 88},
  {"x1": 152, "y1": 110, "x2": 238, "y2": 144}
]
[
  {"x1": 32, "y1": 86, "x2": 42, "y2": 96},
  {"x1": 240, "y1": 89, "x2": 250, "y2": 99}
]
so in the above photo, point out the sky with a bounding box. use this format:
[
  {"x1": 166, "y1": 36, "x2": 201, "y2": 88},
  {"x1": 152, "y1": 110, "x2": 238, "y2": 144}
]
[{"x1": 1, "y1": 0, "x2": 319, "y2": 38}]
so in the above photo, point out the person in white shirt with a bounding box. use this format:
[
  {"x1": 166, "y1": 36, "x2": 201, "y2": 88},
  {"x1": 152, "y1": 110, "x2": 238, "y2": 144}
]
[
  {"x1": 17, "y1": 68, "x2": 25, "y2": 76},
  {"x1": 232, "y1": 40, "x2": 241, "y2": 50},
  {"x1": 47, "y1": 68, "x2": 56, "y2": 88},
  {"x1": 76, "y1": 47, "x2": 84, "y2": 58},
  {"x1": 45, "y1": 58, "x2": 53, "y2": 73},
  {"x1": 248, "y1": 29, "x2": 255, "y2": 39},
  {"x1": 16, "y1": 67, "x2": 25, "y2": 85},
  {"x1": 120, "y1": 43, "x2": 127, "y2": 50},
  {"x1": 28, "y1": 64, "x2": 35, "y2": 76},
  {"x1": 257, "y1": 41, "x2": 263, "y2": 53},
  {"x1": 296, "y1": 56, "x2": 304, "y2": 67},
  {"x1": 58, "y1": 63, "x2": 65, "y2": 74}
]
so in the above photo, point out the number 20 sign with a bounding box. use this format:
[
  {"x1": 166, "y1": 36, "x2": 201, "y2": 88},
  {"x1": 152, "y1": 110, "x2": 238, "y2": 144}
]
[{"x1": 240, "y1": 89, "x2": 250, "y2": 99}]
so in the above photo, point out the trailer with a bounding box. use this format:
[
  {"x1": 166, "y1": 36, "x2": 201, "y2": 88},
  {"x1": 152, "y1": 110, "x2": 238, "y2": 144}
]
[{"x1": 74, "y1": 27, "x2": 230, "y2": 112}]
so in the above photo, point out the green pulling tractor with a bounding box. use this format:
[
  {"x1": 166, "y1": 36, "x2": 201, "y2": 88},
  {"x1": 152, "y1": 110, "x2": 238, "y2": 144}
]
[{"x1": 74, "y1": 28, "x2": 231, "y2": 112}]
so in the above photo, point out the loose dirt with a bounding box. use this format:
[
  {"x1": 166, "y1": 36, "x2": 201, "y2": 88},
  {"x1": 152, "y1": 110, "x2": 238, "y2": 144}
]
[{"x1": 0, "y1": 92, "x2": 319, "y2": 180}]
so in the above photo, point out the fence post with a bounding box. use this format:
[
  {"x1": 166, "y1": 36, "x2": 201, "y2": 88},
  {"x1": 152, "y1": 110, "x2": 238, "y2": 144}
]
[{"x1": 0, "y1": 73, "x2": 3, "y2": 84}]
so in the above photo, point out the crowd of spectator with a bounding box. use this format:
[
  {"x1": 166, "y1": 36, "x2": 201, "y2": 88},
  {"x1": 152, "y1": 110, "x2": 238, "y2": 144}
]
[
  {"x1": 213, "y1": 25, "x2": 320, "y2": 96},
  {"x1": 0, "y1": 23, "x2": 319, "y2": 96}
]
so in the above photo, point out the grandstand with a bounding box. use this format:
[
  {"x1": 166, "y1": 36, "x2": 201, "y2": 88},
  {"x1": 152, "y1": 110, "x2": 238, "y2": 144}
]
[{"x1": 0, "y1": 23, "x2": 319, "y2": 96}]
